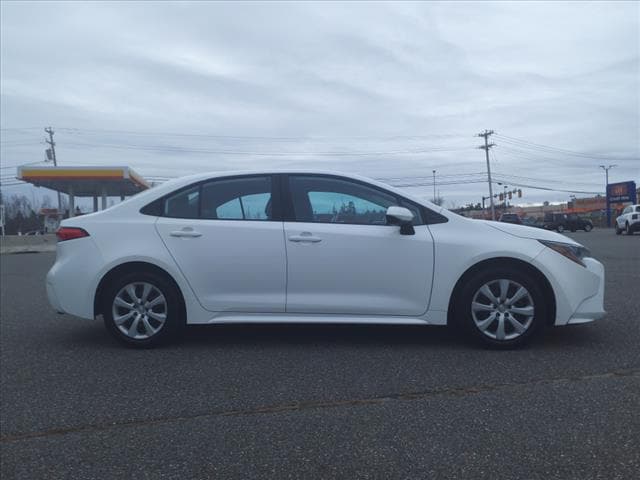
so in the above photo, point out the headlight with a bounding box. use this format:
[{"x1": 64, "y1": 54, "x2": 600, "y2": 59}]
[{"x1": 538, "y1": 240, "x2": 591, "y2": 267}]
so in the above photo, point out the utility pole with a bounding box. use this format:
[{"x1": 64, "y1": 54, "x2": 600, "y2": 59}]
[
  {"x1": 477, "y1": 129, "x2": 496, "y2": 220},
  {"x1": 45, "y1": 127, "x2": 62, "y2": 214},
  {"x1": 432, "y1": 170, "x2": 436, "y2": 203},
  {"x1": 599, "y1": 164, "x2": 617, "y2": 227}
]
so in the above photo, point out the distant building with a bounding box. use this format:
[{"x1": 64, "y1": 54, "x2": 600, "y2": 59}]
[{"x1": 567, "y1": 196, "x2": 606, "y2": 214}]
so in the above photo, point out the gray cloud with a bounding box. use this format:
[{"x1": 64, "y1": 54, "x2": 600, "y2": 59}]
[{"x1": 1, "y1": 0, "x2": 638, "y2": 206}]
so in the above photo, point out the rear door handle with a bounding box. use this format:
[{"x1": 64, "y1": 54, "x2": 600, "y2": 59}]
[
  {"x1": 288, "y1": 232, "x2": 322, "y2": 243},
  {"x1": 170, "y1": 228, "x2": 202, "y2": 238}
]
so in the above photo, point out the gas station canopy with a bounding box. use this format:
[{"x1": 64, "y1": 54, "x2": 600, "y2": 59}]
[{"x1": 17, "y1": 166, "x2": 149, "y2": 197}]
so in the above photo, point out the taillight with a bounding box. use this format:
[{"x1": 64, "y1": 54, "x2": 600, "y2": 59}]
[{"x1": 56, "y1": 227, "x2": 90, "y2": 242}]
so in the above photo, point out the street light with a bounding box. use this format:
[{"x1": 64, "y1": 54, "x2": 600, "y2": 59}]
[{"x1": 599, "y1": 164, "x2": 617, "y2": 227}]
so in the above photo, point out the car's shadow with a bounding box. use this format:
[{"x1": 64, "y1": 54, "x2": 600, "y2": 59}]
[
  {"x1": 184, "y1": 323, "x2": 460, "y2": 348},
  {"x1": 64, "y1": 320, "x2": 608, "y2": 351}
]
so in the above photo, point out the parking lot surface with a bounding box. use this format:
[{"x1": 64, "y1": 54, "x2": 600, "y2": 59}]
[{"x1": 1, "y1": 228, "x2": 638, "y2": 479}]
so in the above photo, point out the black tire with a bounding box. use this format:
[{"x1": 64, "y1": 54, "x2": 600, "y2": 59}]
[
  {"x1": 625, "y1": 222, "x2": 631, "y2": 235},
  {"x1": 102, "y1": 271, "x2": 184, "y2": 347},
  {"x1": 557, "y1": 225, "x2": 564, "y2": 233},
  {"x1": 584, "y1": 224, "x2": 592, "y2": 232},
  {"x1": 453, "y1": 266, "x2": 548, "y2": 349},
  {"x1": 615, "y1": 225, "x2": 622, "y2": 235}
]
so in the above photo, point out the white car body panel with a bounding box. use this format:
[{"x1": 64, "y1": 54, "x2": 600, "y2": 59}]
[
  {"x1": 46, "y1": 169, "x2": 606, "y2": 331},
  {"x1": 284, "y1": 223, "x2": 434, "y2": 316},
  {"x1": 425, "y1": 217, "x2": 547, "y2": 315},
  {"x1": 155, "y1": 218, "x2": 287, "y2": 312}
]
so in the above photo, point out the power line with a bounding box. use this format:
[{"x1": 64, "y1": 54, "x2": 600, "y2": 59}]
[
  {"x1": 0, "y1": 161, "x2": 48, "y2": 170},
  {"x1": 491, "y1": 179, "x2": 602, "y2": 195},
  {"x1": 57, "y1": 127, "x2": 470, "y2": 142},
  {"x1": 379, "y1": 171, "x2": 488, "y2": 182},
  {"x1": 495, "y1": 134, "x2": 638, "y2": 161},
  {"x1": 492, "y1": 172, "x2": 602, "y2": 187},
  {"x1": 58, "y1": 140, "x2": 475, "y2": 157},
  {"x1": 389, "y1": 179, "x2": 488, "y2": 188}
]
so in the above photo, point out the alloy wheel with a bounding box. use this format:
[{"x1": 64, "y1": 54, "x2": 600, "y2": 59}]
[
  {"x1": 471, "y1": 279, "x2": 535, "y2": 341},
  {"x1": 112, "y1": 282, "x2": 167, "y2": 340}
]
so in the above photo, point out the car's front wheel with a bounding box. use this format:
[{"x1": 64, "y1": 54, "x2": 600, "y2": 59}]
[
  {"x1": 454, "y1": 266, "x2": 547, "y2": 348},
  {"x1": 625, "y1": 222, "x2": 631, "y2": 235},
  {"x1": 557, "y1": 225, "x2": 564, "y2": 233},
  {"x1": 102, "y1": 272, "x2": 184, "y2": 347},
  {"x1": 584, "y1": 224, "x2": 592, "y2": 232}
]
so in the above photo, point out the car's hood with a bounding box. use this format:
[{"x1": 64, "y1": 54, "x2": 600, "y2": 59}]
[{"x1": 476, "y1": 220, "x2": 581, "y2": 245}]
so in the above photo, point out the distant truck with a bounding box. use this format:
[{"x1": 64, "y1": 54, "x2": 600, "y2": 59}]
[{"x1": 543, "y1": 213, "x2": 593, "y2": 233}]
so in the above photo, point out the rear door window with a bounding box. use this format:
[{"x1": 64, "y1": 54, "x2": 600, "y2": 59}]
[
  {"x1": 163, "y1": 186, "x2": 200, "y2": 219},
  {"x1": 200, "y1": 176, "x2": 273, "y2": 220}
]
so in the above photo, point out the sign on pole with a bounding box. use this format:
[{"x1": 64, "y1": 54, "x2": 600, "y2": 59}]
[{"x1": 606, "y1": 181, "x2": 637, "y2": 227}]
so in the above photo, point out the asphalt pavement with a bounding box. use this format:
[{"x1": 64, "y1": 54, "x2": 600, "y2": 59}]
[{"x1": 1, "y1": 228, "x2": 638, "y2": 479}]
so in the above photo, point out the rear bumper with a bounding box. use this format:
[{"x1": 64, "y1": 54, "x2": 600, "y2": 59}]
[
  {"x1": 46, "y1": 279, "x2": 64, "y2": 314},
  {"x1": 46, "y1": 237, "x2": 104, "y2": 319}
]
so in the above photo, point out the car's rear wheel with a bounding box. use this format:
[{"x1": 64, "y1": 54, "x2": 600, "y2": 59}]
[
  {"x1": 103, "y1": 271, "x2": 184, "y2": 347},
  {"x1": 557, "y1": 225, "x2": 564, "y2": 233},
  {"x1": 454, "y1": 266, "x2": 547, "y2": 348},
  {"x1": 584, "y1": 223, "x2": 592, "y2": 232}
]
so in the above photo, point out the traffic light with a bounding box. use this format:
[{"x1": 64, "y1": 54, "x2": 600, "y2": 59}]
[{"x1": 517, "y1": 189, "x2": 522, "y2": 198}]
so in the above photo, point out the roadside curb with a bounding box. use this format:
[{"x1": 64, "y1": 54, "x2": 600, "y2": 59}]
[
  {"x1": 0, "y1": 235, "x2": 57, "y2": 255},
  {"x1": 1, "y1": 246, "x2": 57, "y2": 255}
]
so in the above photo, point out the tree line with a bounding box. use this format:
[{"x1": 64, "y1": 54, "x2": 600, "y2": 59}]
[{"x1": 0, "y1": 191, "x2": 63, "y2": 235}]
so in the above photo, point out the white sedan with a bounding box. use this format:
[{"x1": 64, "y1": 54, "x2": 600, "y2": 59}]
[{"x1": 47, "y1": 171, "x2": 605, "y2": 348}]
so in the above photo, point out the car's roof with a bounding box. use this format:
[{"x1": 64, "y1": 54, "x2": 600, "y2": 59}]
[{"x1": 104, "y1": 169, "x2": 447, "y2": 217}]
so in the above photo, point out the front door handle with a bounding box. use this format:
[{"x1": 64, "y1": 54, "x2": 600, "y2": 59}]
[
  {"x1": 170, "y1": 228, "x2": 202, "y2": 238},
  {"x1": 288, "y1": 232, "x2": 322, "y2": 243}
]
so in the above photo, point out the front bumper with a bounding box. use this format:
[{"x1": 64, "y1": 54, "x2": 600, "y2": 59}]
[
  {"x1": 566, "y1": 258, "x2": 606, "y2": 324},
  {"x1": 532, "y1": 250, "x2": 606, "y2": 326}
]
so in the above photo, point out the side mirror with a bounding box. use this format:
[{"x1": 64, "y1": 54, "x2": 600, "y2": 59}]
[{"x1": 386, "y1": 206, "x2": 415, "y2": 235}]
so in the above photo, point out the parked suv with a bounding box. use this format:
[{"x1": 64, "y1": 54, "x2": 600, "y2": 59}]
[
  {"x1": 615, "y1": 204, "x2": 640, "y2": 235},
  {"x1": 498, "y1": 213, "x2": 522, "y2": 224},
  {"x1": 543, "y1": 213, "x2": 593, "y2": 233}
]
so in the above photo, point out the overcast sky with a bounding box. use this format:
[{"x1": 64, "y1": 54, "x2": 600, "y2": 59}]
[{"x1": 1, "y1": 0, "x2": 638, "y2": 207}]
